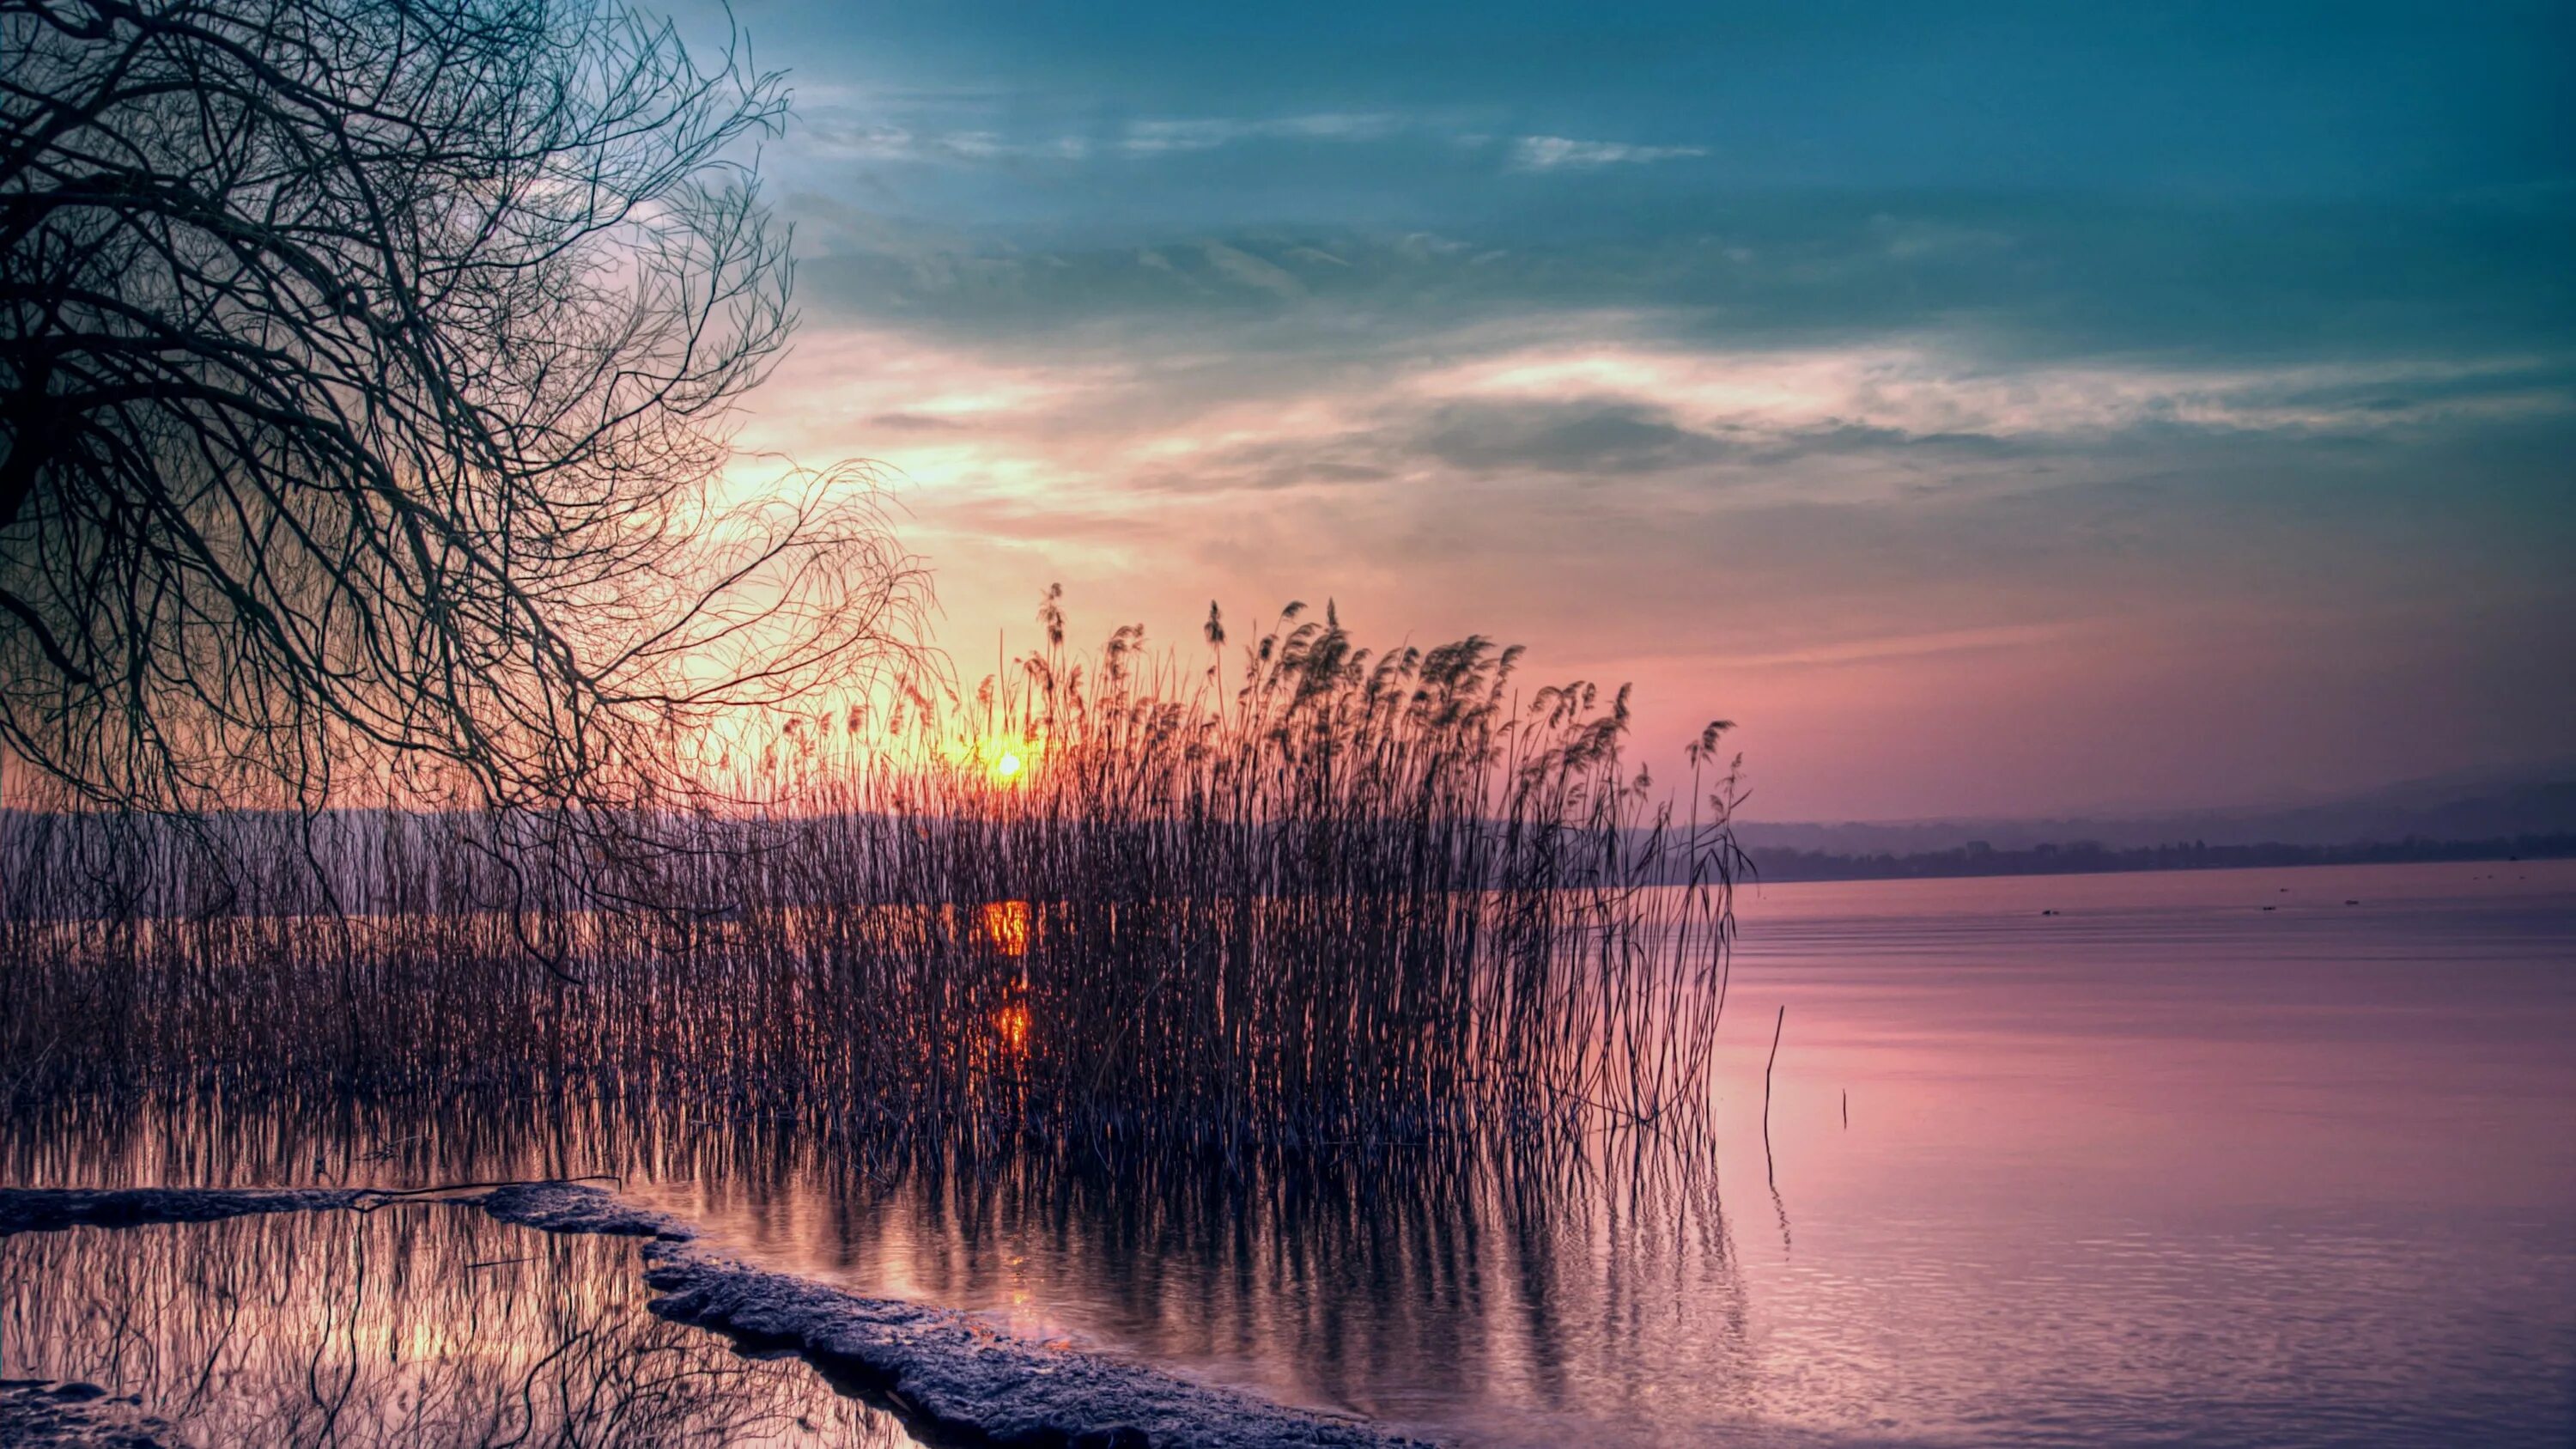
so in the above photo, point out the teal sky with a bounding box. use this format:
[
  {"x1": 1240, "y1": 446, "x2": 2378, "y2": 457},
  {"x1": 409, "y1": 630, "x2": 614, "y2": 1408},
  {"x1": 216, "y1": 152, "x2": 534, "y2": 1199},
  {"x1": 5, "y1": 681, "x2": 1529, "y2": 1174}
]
[{"x1": 688, "y1": 1, "x2": 2573, "y2": 820}]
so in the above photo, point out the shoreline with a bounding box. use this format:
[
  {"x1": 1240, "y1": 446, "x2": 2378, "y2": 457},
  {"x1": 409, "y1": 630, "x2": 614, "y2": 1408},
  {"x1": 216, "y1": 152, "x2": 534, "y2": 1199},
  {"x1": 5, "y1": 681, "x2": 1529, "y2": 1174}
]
[
  {"x1": 0, "y1": 1183, "x2": 1432, "y2": 1449},
  {"x1": 1741, "y1": 832, "x2": 2576, "y2": 883}
]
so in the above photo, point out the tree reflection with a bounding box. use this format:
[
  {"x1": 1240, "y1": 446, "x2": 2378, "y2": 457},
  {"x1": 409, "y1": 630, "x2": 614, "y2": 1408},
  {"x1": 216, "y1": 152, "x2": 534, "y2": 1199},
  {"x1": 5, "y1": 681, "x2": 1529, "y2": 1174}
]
[
  {"x1": 0, "y1": 1206, "x2": 912, "y2": 1447},
  {"x1": 7, "y1": 1088, "x2": 1760, "y2": 1440}
]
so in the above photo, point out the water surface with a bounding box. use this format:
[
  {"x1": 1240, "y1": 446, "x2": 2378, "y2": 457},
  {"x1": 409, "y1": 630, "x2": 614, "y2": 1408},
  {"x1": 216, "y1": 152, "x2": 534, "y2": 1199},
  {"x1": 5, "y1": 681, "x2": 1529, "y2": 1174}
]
[
  {"x1": 11, "y1": 860, "x2": 2573, "y2": 1446},
  {"x1": 0, "y1": 1205, "x2": 910, "y2": 1446}
]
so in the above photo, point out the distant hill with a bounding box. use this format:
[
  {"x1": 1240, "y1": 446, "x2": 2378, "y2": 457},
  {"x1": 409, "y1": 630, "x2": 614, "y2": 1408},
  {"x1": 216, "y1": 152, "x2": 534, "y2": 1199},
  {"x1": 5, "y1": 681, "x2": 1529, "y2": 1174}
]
[
  {"x1": 1743, "y1": 832, "x2": 2574, "y2": 883},
  {"x1": 1735, "y1": 764, "x2": 2576, "y2": 859}
]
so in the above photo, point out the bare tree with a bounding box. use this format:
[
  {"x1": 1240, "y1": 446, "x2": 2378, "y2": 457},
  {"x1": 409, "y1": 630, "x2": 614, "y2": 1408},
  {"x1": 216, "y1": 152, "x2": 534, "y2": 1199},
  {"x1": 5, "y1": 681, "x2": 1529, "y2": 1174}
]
[{"x1": 0, "y1": 0, "x2": 926, "y2": 822}]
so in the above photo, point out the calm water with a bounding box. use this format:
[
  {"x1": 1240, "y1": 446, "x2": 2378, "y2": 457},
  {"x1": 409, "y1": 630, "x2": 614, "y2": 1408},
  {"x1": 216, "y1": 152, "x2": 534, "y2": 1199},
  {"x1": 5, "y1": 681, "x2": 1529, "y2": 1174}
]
[
  {"x1": 0, "y1": 1208, "x2": 909, "y2": 1446},
  {"x1": 9, "y1": 860, "x2": 2573, "y2": 1446}
]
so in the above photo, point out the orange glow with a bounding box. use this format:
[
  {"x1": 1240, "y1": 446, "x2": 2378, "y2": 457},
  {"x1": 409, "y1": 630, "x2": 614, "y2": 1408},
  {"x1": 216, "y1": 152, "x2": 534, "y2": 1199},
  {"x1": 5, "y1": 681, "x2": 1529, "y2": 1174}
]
[
  {"x1": 996, "y1": 1002, "x2": 1030, "y2": 1052},
  {"x1": 945, "y1": 735, "x2": 1039, "y2": 788},
  {"x1": 980, "y1": 898, "x2": 1031, "y2": 957}
]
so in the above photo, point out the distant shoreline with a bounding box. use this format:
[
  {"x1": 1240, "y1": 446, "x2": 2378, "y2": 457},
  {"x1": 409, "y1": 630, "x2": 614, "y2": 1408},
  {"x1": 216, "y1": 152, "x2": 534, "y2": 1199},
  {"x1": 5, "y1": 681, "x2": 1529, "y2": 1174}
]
[{"x1": 1743, "y1": 833, "x2": 2576, "y2": 884}]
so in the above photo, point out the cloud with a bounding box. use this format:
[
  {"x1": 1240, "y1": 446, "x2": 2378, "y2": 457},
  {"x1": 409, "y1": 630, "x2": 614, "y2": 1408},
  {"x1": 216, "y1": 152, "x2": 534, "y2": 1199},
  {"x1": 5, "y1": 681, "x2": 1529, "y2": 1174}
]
[
  {"x1": 1198, "y1": 242, "x2": 1303, "y2": 295},
  {"x1": 866, "y1": 411, "x2": 979, "y2": 433},
  {"x1": 795, "y1": 110, "x2": 1419, "y2": 167},
  {"x1": 1129, "y1": 439, "x2": 1393, "y2": 495},
  {"x1": 1410, "y1": 338, "x2": 2576, "y2": 447},
  {"x1": 799, "y1": 120, "x2": 1095, "y2": 165},
  {"x1": 732, "y1": 297, "x2": 2573, "y2": 546},
  {"x1": 1114, "y1": 113, "x2": 1408, "y2": 155},
  {"x1": 1509, "y1": 136, "x2": 1709, "y2": 171},
  {"x1": 1412, "y1": 399, "x2": 1732, "y2": 476}
]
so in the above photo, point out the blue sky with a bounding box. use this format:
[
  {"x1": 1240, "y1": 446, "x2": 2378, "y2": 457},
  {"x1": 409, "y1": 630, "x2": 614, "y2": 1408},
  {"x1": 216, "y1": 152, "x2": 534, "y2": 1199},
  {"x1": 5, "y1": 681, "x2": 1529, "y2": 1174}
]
[{"x1": 685, "y1": 0, "x2": 2573, "y2": 819}]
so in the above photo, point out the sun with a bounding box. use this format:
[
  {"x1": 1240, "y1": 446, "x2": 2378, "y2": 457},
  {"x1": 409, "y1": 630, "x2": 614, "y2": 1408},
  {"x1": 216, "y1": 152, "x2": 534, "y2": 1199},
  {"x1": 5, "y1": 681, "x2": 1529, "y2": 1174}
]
[{"x1": 946, "y1": 734, "x2": 1036, "y2": 786}]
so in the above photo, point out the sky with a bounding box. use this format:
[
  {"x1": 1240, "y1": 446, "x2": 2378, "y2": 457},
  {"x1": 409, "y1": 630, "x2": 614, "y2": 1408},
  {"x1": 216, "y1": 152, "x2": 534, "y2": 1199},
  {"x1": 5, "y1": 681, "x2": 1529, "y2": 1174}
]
[{"x1": 681, "y1": 0, "x2": 2572, "y2": 822}]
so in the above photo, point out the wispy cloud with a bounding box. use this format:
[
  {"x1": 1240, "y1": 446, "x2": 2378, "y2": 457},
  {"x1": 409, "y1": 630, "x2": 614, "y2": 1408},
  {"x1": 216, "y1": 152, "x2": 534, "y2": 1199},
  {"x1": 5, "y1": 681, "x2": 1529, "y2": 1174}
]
[
  {"x1": 799, "y1": 120, "x2": 1095, "y2": 164},
  {"x1": 798, "y1": 112, "x2": 1718, "y2": 178},
  {"x1": 732, "y1": 301, "x2": 2574, "y2": 557},
  {"x1": 798, "y1": 112, "x2": 1416, "y2": 166},
  {"x1": 1509, "y1": 136, "x2": 1709, "y2": 171},
  {"x1": 1413, "y1": 338, "x2": 2576, "y2": 444},
  {"x1": 1115, "y1": 113, "x2": 1408, "y2": 155}
]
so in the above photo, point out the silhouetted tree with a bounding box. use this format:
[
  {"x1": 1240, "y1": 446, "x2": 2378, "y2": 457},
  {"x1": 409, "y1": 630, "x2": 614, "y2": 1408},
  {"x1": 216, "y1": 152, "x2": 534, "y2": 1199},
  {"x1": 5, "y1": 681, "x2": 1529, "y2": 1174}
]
[{"x1": 0, "y1": 0, "x2": 924, "y2": 819}]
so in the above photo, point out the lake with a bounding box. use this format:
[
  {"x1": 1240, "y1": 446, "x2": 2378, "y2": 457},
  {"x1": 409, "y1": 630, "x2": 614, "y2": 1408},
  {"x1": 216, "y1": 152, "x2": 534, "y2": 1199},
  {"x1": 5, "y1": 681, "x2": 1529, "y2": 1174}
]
[{"x1": 9, "y1": 859, "x2": 2573, "y2": 1446}]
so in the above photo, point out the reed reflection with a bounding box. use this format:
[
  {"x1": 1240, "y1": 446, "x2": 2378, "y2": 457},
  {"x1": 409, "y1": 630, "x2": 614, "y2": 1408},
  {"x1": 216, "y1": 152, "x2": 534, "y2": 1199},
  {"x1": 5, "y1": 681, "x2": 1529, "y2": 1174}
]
[
  {"x1": 9, "y1": 863, "x2": 2568, "y2": 1448},
  {"x1": 5, "y1": 1089, "x2": 1753, "y2": 1440},
  {"x1": 0, "y1": 1204, "x2": 913, "y2": 1448}
]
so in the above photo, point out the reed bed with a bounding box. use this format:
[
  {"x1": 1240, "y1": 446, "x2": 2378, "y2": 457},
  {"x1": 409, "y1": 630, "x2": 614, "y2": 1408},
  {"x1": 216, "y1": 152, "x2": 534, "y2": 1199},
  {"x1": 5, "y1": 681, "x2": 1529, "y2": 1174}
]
[{"x1": 2, "y1": 604, "x2": 1746, "y2": 1153}]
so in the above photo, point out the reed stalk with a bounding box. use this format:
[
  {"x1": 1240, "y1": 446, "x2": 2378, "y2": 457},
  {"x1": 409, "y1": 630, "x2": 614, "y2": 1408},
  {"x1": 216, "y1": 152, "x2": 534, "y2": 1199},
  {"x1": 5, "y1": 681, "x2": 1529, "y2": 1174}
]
[{"x1": 1, "y1": 604, "x2": 1746, "y2": 1154}]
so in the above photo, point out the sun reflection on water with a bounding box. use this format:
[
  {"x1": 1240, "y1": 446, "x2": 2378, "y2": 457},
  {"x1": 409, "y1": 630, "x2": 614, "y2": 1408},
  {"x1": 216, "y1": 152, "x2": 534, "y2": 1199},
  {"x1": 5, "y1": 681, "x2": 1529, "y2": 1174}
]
[{"x1": 978, "y1": 899, "x2": 1031, "y2": 957}]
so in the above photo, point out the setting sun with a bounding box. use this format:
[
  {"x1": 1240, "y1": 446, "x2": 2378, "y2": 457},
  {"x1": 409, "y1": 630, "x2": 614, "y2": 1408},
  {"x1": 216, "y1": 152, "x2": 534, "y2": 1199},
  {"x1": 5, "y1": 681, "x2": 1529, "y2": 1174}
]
[{"x1": 942, "y1": 735, "x2": 1039, "y2": 788}]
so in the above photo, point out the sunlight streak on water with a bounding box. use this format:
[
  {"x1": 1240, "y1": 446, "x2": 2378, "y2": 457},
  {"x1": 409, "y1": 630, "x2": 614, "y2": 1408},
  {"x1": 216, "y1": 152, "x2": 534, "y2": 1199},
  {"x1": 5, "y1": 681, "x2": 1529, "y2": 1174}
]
[{"x1": 979, "y1": 898, "x2": 1032, "y2": 957}]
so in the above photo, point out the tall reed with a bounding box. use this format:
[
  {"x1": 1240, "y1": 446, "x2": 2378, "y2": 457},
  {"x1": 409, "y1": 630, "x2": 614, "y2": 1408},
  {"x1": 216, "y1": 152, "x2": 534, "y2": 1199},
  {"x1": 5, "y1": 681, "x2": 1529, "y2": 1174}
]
[{"x1": 2, "y1": 603, "x2": 1745, "y2": 1153}]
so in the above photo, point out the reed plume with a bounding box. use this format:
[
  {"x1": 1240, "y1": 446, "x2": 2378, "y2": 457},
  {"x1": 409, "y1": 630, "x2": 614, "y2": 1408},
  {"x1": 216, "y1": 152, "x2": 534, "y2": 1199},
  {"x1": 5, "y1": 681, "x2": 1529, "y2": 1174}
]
[{"x1": 2, "y1": 600, "x2": 1746, "y2": 1154}]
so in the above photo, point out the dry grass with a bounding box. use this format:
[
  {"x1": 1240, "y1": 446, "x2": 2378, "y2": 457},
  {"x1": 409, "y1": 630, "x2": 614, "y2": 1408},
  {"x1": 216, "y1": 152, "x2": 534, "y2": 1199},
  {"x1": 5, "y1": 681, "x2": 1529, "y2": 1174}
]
[{"x1": 2, "y1": 602, "x2": 1745, "y2": 1154}]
